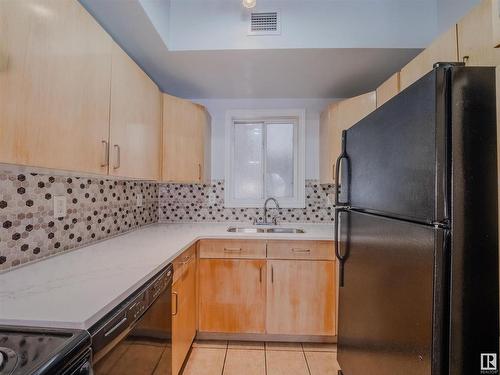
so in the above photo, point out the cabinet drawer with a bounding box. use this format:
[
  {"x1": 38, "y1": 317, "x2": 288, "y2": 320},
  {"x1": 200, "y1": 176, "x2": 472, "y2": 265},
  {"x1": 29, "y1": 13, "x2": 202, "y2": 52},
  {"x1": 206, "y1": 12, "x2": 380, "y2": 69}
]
[
  {"x1": 199, "y1": 240, "x2": 266, "y2": 259},
  {"x1": 172, "y1": 245, "x2": 196, "y2": 283},
  {"x1": 267, "y1": 240, "x2": 334, "y2": 260}
]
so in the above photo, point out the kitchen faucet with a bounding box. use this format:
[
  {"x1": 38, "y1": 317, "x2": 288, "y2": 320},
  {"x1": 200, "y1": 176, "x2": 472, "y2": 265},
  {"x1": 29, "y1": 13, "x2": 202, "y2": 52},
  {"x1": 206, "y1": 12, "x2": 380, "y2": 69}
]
[{"x1": 255, "y1": 197, "x2": 280, "y2": 225}]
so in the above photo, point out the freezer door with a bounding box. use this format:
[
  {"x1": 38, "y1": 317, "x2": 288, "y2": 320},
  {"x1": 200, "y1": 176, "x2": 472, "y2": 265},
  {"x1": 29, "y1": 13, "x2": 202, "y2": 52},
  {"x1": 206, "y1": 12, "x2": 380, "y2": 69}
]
[
  {"x1": 340, "y1": 68, "x2": 447, "y2": 224},
  {"x1": 337, "y1": 210, "x2": 446, "y2": 375}
]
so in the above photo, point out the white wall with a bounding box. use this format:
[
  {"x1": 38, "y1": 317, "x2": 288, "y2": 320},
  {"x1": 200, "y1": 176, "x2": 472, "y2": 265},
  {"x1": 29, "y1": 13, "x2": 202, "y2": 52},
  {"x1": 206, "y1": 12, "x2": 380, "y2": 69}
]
[
  {"x1": 169, "y1": 0, "x2": 437, "y2": 51},
  {"x1": 436, "y1": 0, "x2": 480, "y2": 33},
  {"x1": 192, "y1": 98, "x2": 335, "y2": 180}
]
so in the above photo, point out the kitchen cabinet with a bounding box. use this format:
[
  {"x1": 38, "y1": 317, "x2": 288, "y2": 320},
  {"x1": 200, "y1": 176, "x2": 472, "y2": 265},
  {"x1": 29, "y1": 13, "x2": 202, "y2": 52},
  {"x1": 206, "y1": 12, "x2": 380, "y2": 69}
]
[
  {"x1": 376, "y1": 73, "x2": 400, "y2": 107},
  {"x1": 319, "y1": 103, "x2": 339, "y2": 184},
  {"x1": 172, "y1": 246, "x2": 197, "y2": 375},
  {"x1": 319, "y1": 92, "x2": 376, "y2": 185},
  {"x1": 457, "y1": 0, "x2": 500, "y2": 66},
  {"x1": 162, "y1": 94, "x2": 211, "y2": 183},
  {"x1": 198, "y1": 259, "x2": 266, "y2": 333},
  {"x1": 198, "y1": 239, "x2": 336, "y2": 338},
  {"x1": 109, "y1": 43, "x2": 161, "y2": 180},
  {"x1": 400, "y1": 25, "x2": 459, "y2": 90},
  {"x1": 0, "y1": 0, "x2": 112, "y2": 174},
  {"x1": 266, "y1": 260, "x2": 336, "y2": 336},
  {"x1": 494, "y1": 0, "x2": 500, "y2": 47}
]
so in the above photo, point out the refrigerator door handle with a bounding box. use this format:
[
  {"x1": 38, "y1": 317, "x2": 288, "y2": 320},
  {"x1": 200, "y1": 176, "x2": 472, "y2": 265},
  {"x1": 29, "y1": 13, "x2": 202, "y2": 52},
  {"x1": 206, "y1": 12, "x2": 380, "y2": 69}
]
[
  {"x1": 335, "y1": 130, "x2": 349, "y2": 206},
  {"x1": 335, "y1": 207, "x2": 348, "y2": 287}
]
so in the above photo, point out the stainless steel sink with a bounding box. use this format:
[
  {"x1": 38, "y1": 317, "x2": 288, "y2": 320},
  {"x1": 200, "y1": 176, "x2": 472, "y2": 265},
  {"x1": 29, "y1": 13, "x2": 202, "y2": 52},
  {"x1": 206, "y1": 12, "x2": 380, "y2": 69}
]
[
  {"x1": 266, "y1": 227, "x2": 305, "y2": 234},
  {"x1": 227, "y1": 227, "x2": 305, "y2": 234},
  {"x1": 227, "y1": 227, "x2": 266, "y2": 233}
]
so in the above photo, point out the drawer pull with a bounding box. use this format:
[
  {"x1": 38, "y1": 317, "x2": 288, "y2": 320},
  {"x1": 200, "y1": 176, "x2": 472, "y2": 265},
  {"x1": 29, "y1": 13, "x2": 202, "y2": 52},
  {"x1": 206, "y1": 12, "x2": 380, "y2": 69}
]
[
  {"x1": 224, "y1": 247, "x2": 242, "y2": 252},
  {"x1": 292, "y1": 248, "x2": 311, "y2": 253},
  {"x1": 172, "y1": 292, "x2": 179, "y2": 316}
]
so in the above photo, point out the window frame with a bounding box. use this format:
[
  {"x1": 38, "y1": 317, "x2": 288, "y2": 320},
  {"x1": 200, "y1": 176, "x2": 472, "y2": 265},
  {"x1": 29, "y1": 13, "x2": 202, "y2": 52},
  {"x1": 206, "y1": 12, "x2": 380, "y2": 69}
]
[{"x1": 224, "y1": 109, "x2": 306, "y2": 208}]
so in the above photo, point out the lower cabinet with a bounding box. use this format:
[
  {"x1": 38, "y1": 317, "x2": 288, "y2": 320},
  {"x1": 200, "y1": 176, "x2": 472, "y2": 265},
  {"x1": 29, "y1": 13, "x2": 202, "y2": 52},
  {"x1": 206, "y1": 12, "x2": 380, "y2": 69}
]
[
  {"x1": 172, "y1": 248, "x2": 197, "y2": 375},
  {"x1": 266, "y1": 260, "x2": 336, "y2": 336},
  {"x1": 198, "y1": 259, "x2": 267, "y2": 333},
  {"x1": 197, "y1": 240, "x2": 336, "y2": 338}
]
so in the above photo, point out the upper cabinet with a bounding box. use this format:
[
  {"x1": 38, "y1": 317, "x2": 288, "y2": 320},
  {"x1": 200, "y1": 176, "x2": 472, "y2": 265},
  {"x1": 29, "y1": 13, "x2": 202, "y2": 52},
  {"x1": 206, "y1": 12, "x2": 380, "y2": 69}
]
[
  {"x1": 0, "y1": 0, "x2": 112, "y2": 174},
  {"x1": 493, "y1": 0, "x2": 500, "y2": 48},
  {"x1": 458, "y1": 0, "x2": 500, "y2": 66},
  {"x1": 400, "y1": 25, "x2": 458, "y2": 90},
  {"x1": 109, "y1": 44, "x2": 161, "y2": 180},
  {"x1": 319, "y1": 92, "x2": 376, "y2": 184},
  {"x1": 162, "y1": 94, "x2": 211, "y2": 183},
  {"x1": 400, "y1": 25, "x2": 459, "y2": 91},
  {"x1": 319, "y1": 103, "x2": 338, "y2": 184},
  {"x1": 376, "y1": 73, "x2": 400, "y2": 108}
]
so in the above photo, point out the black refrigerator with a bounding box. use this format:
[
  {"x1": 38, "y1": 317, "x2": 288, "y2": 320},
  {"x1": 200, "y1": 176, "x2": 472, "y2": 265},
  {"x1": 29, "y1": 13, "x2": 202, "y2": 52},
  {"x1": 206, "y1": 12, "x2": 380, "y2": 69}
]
[{"x1": 335, "y1": 64, "x2": 499, "y2": 375}]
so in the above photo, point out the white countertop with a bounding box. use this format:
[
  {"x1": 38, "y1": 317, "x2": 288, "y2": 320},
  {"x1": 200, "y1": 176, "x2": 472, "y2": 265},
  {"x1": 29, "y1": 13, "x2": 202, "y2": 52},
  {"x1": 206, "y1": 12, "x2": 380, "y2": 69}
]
[{"x1": 0, "y1": 223, "x2": 333, "y2": 330}]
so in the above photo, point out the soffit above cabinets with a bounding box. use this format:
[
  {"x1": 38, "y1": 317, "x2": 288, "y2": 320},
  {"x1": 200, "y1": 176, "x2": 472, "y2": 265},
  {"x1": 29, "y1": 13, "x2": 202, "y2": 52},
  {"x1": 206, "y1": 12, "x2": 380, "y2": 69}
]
[{"x1": 79, "y1": 0, "x2": 434, "y2": 98}]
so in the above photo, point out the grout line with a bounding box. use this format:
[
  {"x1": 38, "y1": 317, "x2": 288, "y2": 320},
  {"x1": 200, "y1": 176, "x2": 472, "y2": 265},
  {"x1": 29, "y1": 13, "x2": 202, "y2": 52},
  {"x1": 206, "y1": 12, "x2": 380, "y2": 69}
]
[
  {"x1": 221, "y1": 341, "x2": 229, "y2": 375},
  {"x1": 302, "y1": 343, "x2": 312, "y2": 375},
  {"x1": 264, "y1": 342, "x2": 268, "y2": 375}
]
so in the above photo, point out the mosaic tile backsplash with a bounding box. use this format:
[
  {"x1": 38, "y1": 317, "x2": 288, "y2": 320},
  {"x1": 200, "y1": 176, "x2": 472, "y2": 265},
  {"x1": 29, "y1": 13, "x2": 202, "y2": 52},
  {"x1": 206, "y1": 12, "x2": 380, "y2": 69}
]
[
  {"x1": 0, "y1": 167, "x2": 159, "y2": 271},
  {"x1": 159, "y1": 180, "x2": 335, "y2": 224}
]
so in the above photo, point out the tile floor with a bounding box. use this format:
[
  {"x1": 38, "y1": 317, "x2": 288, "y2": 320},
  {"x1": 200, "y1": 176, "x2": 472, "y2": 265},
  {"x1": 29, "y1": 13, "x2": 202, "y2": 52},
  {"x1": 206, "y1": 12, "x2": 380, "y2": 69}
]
[{"x1": 182, "y1": 340, "x2": 340, "y2": 375}]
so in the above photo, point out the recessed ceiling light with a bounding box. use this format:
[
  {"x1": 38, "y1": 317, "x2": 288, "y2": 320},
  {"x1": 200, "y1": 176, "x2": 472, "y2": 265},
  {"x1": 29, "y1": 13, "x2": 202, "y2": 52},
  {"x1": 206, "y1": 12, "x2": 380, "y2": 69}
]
[{"x1": 242, "y1": 0, "x2": 256, "y2": 9}]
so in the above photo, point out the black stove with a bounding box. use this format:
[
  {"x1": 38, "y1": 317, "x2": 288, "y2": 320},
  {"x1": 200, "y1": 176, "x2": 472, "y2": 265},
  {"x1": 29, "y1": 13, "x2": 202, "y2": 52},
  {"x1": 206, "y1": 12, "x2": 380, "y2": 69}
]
[{"x1": 0, "y1": 326, "x2": 91, "y2": 375}]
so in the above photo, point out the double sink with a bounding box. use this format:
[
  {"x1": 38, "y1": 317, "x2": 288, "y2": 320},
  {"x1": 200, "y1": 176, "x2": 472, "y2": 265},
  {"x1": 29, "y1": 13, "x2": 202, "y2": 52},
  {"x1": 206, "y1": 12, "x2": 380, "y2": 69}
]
[{"x1": 227, "y1": 227, "x2": 305, "y2": 234}]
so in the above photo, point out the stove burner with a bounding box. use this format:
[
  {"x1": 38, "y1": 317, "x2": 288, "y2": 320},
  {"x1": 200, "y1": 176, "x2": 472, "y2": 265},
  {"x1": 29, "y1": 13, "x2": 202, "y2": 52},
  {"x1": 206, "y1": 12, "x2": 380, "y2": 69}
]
[{"x1": 0, "y1": 347, "x2": 17, "y2": 375}]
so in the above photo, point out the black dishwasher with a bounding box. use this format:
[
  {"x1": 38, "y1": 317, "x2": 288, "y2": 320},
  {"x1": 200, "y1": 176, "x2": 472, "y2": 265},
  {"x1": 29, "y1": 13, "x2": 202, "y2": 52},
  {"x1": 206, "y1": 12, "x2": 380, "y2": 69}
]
[{"x1": 90, "y1": 264, "x2": 173, "y2": 375}]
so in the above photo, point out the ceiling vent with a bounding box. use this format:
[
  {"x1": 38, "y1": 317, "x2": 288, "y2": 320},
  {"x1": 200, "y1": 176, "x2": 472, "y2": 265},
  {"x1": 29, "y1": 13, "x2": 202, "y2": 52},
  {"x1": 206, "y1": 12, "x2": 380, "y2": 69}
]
[{"x1": 248, "y1": 11, "x2": 280, "y2": 36}]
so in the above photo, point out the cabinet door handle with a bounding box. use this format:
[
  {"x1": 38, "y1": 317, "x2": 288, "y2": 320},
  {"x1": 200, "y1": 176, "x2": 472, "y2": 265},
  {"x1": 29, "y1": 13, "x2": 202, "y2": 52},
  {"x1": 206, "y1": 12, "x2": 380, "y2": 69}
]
[
  {"x1": 172, "y1": 292, "x2": 178, "y2": 316},
  {"x1": 271, "y1": 266, "x2": 274, "y2": 283},
  {"x1": 259, "y1": 266, "x2": 262, "y2": 283},
  {"x1": 113, "y1": 144, "x2": 121, "y2": 169},
  {"x1": 292, "y1": 248, "x2": 311, "y2": 253},
  {"x1": 101, "y1": 140, "x2": 109, "y2": 167},
  {"x1": 224, "y1": 247, "x2": 242, "y2": 252},
  {"x1": 332, "y1": 163, "x2": 335, "y2": 181},
  {"x1": 198, "y1": 163, "x2": 202, "y2": 181}
]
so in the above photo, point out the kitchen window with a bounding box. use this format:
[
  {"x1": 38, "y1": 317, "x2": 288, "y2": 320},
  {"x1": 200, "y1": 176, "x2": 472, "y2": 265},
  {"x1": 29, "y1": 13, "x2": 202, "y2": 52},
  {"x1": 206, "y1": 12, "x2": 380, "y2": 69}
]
[{"x1": 224, "y1": 109, "x2": 305, "y2": 208}]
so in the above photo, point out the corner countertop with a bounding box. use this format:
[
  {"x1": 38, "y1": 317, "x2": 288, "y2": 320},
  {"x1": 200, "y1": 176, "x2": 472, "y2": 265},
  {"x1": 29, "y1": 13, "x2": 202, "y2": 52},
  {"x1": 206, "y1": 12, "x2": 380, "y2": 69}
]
[{"x1": 0, "y1": 223, "x2": 333, "y2": 330}]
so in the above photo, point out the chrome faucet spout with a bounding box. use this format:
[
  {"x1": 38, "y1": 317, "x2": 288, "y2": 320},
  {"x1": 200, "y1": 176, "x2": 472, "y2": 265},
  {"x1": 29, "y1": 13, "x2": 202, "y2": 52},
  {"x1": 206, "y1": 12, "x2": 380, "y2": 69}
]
[{"x1": 263, "y1": 197, "x2": 280, "y2": 225}]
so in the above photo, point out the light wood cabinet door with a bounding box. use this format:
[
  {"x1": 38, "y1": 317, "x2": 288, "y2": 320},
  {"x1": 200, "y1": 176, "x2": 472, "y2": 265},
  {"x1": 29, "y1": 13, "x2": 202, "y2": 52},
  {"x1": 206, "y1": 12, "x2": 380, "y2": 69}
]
[
  {"x1": 266, "y1": 260, "x2": 336, "y2": 336},
  {"x1": 400, "y1": 25, "x2": 459, "y2": 90},
  {"x1": 337, "y1": 91, "x2": 376, "y2": 130},
  {"x1": 198, "y1": 259, "x2": 266, "y2": 333},
  {"x1": 494, "y1": 0, "x2": 500, "y2": 48},
  {"x1": 376, "y1": 73, "x2": 400, "y2": 108},
  {"x1": 162, "y1": 94, "x2": 211, "y2": 183},
  {"x1": 319, "y1": 103, "x2": 338, "y2": 184},
  {"x1": 458, "y1": 0, "x2": 500, "y2": 66},
  {"x1": 108, "y1": 43, "x2": 161, "y2": 180},
  {"x1": 319, "y1": 92, "x2": 375, "y2": 184},
  {"x1": 172, "y1": 253, "x2": 197, "y2": 375},
  {"x1": 0, "y1": 0, "x2": 112, "y2": 174}
]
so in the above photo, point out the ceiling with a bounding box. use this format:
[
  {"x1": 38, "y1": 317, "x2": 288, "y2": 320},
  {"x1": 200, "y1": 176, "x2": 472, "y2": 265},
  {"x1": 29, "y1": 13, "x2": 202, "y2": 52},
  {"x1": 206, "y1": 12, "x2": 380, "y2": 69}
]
[{"x1": 79, "y1": 0, "x2": 433, "y2": 99}]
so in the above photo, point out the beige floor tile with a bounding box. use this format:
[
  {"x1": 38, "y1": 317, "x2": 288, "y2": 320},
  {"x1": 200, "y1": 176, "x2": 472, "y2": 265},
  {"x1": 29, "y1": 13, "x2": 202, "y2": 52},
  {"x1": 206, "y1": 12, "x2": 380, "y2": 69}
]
[
  {"x1": 192, "y1": 339, "x2": 228, "y2": 349},
  {"x1": 223, "y1": 349, "x2": 266, "y2": 375},
  {"x1": 228, "y1": 341, "x2": 265, "y2": 350},
  {"x1": 305, "y1": 351, "x2": 341, "y2": 375},
  {"x1": 183, "y1": 348, "x2": 226, "y2": 375},
  {"x1": 302, "y1": 342, "x2": 337, "y2": 352},
  {"x1": 266, "y1": 350, "x2": 309, "y2": 375},
  {"x1": 266, "y1": 342, "x2": 303, "y2": 351}
]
